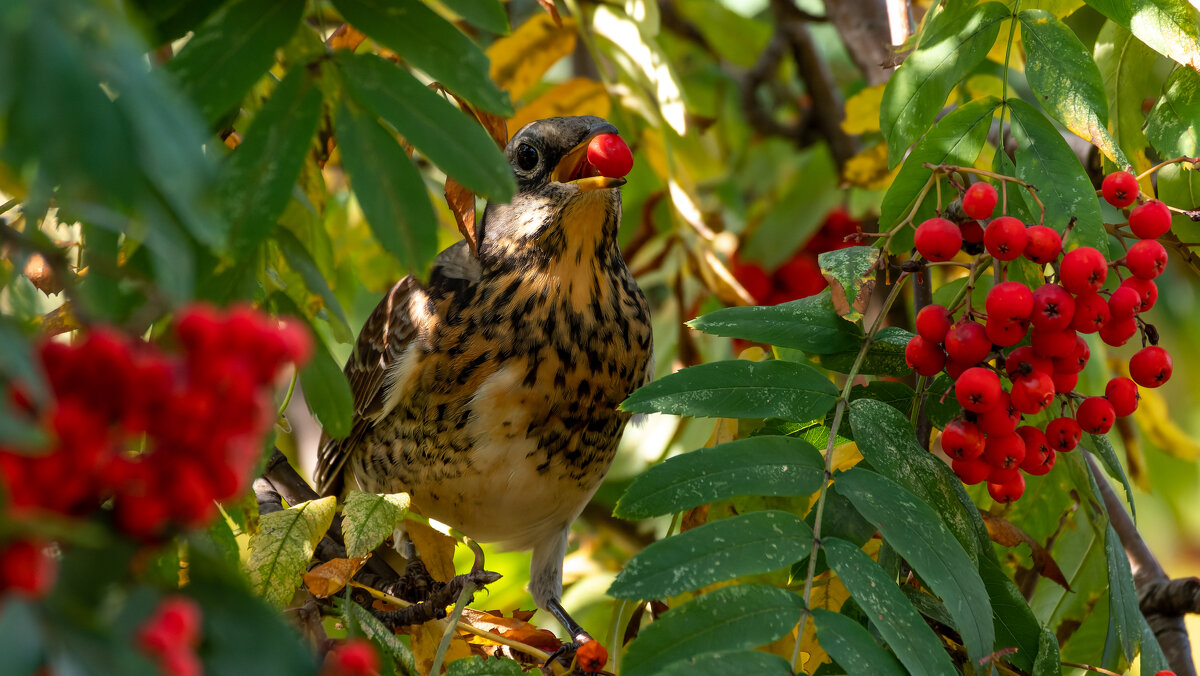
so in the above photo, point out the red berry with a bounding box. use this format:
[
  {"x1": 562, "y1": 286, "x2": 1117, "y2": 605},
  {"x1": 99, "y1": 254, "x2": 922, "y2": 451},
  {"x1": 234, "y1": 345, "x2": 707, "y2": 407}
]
[
  {"x1": 1031, "y1": 327, "x2": 1078, "y2": 359},
  {"x1": 1045, "y1": 417, "x2": 1083, "y2": 451},
  {"x1": 1124, "y1": 239, "x2": 1168, "y2": 279},
  {"x1": 1070, "y1": 292, "x2": 1111, "y2": 334},
  {"x1": 976, "y1": 391, "x2": 1021, "y2": 436},
  {"x1": 955, "y1": 367, "x2": 1003, "y2": 413},
  {"x1": 772, "y1": 255, "x2": 828, "y2": 301},
  {"x1": 1005, "y1": 346, "x2": 1055, "y2": 379},
  {"x1": 1017, "y1": 426, "x2": 1055, "y2": 475},
  {"x1": 986, "y1": 281, "x2": 1033, "y2": 322},
  {"x1": 1129, "y1": 346, "x2": 1172, "y2": 388},
  {"x1": 1059, "y1": 247, "x2": 1108, "y2": 295},
  {"x1": 161, "y1": 649, "x2": 203, "y2": 676},
  {"x1": 960, "y1": 220, "x2": 984, "y2": 246},
  {"x1": 1030, "y1": 284, "x2": 1076, "y2": 331},
  {"x1": 1154, "y1": 671, "x2": 1178, "y2": 676},
  {"x1": 576, "y1": 640, "x2": 609, "y2": 673},
  {"x1": 987, "y1": 471, "x2": 1026, "y2": 503},
  {"x1": 986, "y1": 317, "x2": 1028, "y2": 347},
  {"x1": 1010, "y1": 370, "x2": 1055, "y2": 414},
  {"x1": 329, "y1": 638, "x2": 379, "y2": 676},
  {"x1": 941, "y1": 419, "x2": 986, "y2": 460},
  {"x1": 586, "y1": 133, "x2": 633, "y2": 178},
  {"x1": 915, "y1": 304, "x2": 953, "y2": 342},
  {"x1": 1120, "y1": 277, "x2": 1158, "y2": 312},
  {"x1": 952, "y1": 456, "x2": 991, "y2": 485},
  {"x1": 984, "y1": 216, "x2": 1028, "y2": 261},
  {"x1": 962, "y1": 182, "x2": 998, "y2": 220},
  {"x1": 914, "y1": 217, "x2": 963, "y2": 262},
  {"x1": 0, "y1": 539, "x2": 57, "y2": 598},
  {"x1": 1107, "y1": 286, "x2": 1141, "y2": 320},
  {"x1": 1105, "y1": 376, "x2": 1139, "y2": 416},
  {"x1": 904, "y1": 336, "x2": 947, "y2": 377},
  {"x1": 1129, "y1": 199, "x2": 1171, "y2": 239},
  {"x1": 1023, "y1": 225, "x2": 1063, "y2": 264},
  {"x1": 1051, "y1": 370, "x2": 1079, "y2": 394},
  {"x1": 1099, "y1": 316, "x2": 1138, "y2": 347},
  {"x1": 1076, "y1": 396, "x2": 1116, "y2": 434},
  {"x1": 732, "y1": 261, "x2": 771, "y2": 303},
  {"x1": 1101, "y1": 170, "x2": 1139, "y2": 207},
  {"x1": 1052, "y1": 335, "x2": 1090, "y2": 375},
  {"x1": 984, "y1": 433, "x2": 1026, "y2": 469},
  {"x1": 945, "y1": 321, "x2": 991, "y2": 365}
]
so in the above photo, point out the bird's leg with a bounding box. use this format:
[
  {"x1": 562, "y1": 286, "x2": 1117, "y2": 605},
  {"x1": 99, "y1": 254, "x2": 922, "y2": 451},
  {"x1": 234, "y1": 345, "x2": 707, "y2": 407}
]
[
  {"x1": 546, "y1": 598, "x2": 591, "y2": 645},
  {"x1": 531, "y1": 528, "x2": 597, "y2": 669}
]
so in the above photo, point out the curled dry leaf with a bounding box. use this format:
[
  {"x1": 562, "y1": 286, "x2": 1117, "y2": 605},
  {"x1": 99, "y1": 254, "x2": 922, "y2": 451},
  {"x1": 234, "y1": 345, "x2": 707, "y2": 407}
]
[
  {"x1": 981, "y1": 510, "x2": 1071, "y2": 591},
  {"x1": 460, "y1": 608, "x2": 562, "y2": 654},
  {"x1": 37, "y1": 302, "x2": 80, "y2": 337},
  {"x1": 24, "y1": 253, "x2": 63, "y2": 295},
  {"x1": 445, "y1": 177, "x2": 478, "y2": 257},
  {"x1": 302, "y1": 557, "x2": 367, "y2": 598},
  {"x1": 537, "y1": 0, "x2": 562, "y2": 27}
]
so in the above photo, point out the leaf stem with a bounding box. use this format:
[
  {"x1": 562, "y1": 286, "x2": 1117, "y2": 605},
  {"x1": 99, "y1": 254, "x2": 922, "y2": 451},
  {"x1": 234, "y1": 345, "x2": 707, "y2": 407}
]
[
  {"x1": 998, "y1": 3, "x2": 1019, "y2": 158},
  {"x1": 922, "y1": 162, "x2": 1045, "y2": 226},
  {"x1": 1136, "y1": 155, "x2": 1200, "y2": 183}
]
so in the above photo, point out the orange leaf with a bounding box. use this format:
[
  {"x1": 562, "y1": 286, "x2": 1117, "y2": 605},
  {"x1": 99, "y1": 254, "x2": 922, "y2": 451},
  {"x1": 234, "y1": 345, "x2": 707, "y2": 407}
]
[
  {"x1": 537, "y1": 0, "x2": 562, "y2": 27},
  {"x1": 326, "y1": 24, "x2": 366, "y2": 51},
  {"x1": 445, "y1": 177, "x2": 478, "y2": 256},
  {"x1": 303, "y1": 557, "x2": 367, "y2": 598},
  {"x1": 461, "y1": 608, "x2": 562, "y2": 653},
  {"x1": 981, "y1": 511, "x2": 1071, "y2": 591}
]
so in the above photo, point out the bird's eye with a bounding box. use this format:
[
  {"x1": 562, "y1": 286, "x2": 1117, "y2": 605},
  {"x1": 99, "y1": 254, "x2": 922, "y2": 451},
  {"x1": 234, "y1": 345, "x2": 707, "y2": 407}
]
[{"x1": 516, "y1": 143, "x2": 539, "y2": 171}]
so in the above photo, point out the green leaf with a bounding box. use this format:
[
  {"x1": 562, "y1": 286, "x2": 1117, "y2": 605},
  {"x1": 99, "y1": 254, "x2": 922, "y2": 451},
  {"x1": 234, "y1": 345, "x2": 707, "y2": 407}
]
[
  {"x1": 656, "y1": 651, "x2": 793, "y2": 676},
  {"x1": 1033, "y1": 624, "x2": 1064, "y2": 676},
  {"x1": 335, "y1": 53, "x2": 515, "y2": 201},
  {"x1": 330, "y1": 0, "x2": 512, "y2": 116},
  {"x1": 186, "y1": 577, "x2": 320, "y2": 675},
  {"x1": 818, "y1": 326, "x2": 914, "y2": 377},
  {"x1": 1083, "y1": 434, "x2": 1136, "y2": 521},
  {"x1": 609, "y1": 511, "x2": 813, "y2": 600},
  {"x1": 445, "y1": 657, "x2": 525, "y2": 675},
  {"x1": 1084, "y1": 0, "x2": 1200, "y2": 70},
  {"x1": 342, "y1": 491, "x2": 411, "y2": 558},
  {"x1": 273, "y1": 228, "x2": 353, "y2": 343},
  {"x1": 0, "y1": 599, "x2": 42, "y2": 676},
  {"x1": 246, "y1": 496, "x2": 336, "y2": 608},
  {"x1": 1137, "y1": 611, "x2": 1171, "y2": 673},
  {"x1": 335, "y1": 100, "x2": 438, "y2": 274},
  {"x1": 1008, "y1": 99, "x2": 1107, "y2": 257},
  {"x1": 615, "y1": 436, "x2": 825, "y2": 519},
  {"x1": 166, "y1": 0, "x2": 304, "y2": 123},
  {"x1": 621, "y1": 584, "x2": 805, "y2": 676},
  {"x1": 979, "y1": 554, "x2": 1043, "y2": 672},
  {"x1": 620, "y1": 360, "x2": 838, "y2": 421},
  {"x1": 220, "y1": 64, "x2": 322, "y2": 256},
  {"x1": 1146, "y1": 65, "x2": 1200, "y2": 157},
  {"x1": 881, "y1": 2, "x2": 1009, "y2": 165},
  {"x1": 300, "y1": 338, "x2": 354, "y2": 439},
  {"x1": 1157, "y1": 163, "x2": 1200, "y2": 237},
  {"x1": 687, "y1": 291, "x2": 862, "y2": 354},
  {"x1": 817, "y1": 246, "x2": 879, "y2": 322},
  {"x1": 1020, "y1": 9, "x2": 1128, "y2": 167},
  {"x1": 823, "y1": 537, "x2": 958, "y2": 676},
  {"x1": 837, "y1": 468, "x2": 995, "y2": 666},
  {"x1": 811, "y1": 608, "x2": 907, "y2": 676},
  {"x1": 1105, "y1": 521, "x2": 1142, "y2": 660},
  {"x1": 879, "y1": 96, "x2": 1000, "y2": 249},
  {"x1": 340, "y1": 598, "x2": 419, "y2": 676},
  {"x1": 439, "y1": 0, "x2": 509, "y2": 34},
  {"x1": 1094, "y1": 21, "x2": 1166, "y2": 164}
]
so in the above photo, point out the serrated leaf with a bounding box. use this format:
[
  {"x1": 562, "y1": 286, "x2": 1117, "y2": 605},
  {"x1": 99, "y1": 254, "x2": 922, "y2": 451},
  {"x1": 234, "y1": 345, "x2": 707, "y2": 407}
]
[
  {"x1": 837, "y1": 468, "x2": 995, "y2": 667},
  {"x1": 811, "y1": 608, "x2": 907, "y2": 676},
  {"x1": 440, "y1": 0, "x2": 509, "y2": 34},
  {"x1": 300, "y1": 338, "x2": 354, "y2": 439},
  {"x1": 342, "y1": 491, "x2": 411, "y2": 558},
  {"x1": 818, "y1": 245, "x2": 879, "y2": 321},
  {"x1": 1020, "y1": 9, "x2": 1128, "y2": 167},
  {"x1": 879, "y1": 96, "x2": 1000, "y2": 250},
  {"x1": 246, "y1": 496, "x2": 336, "y2": 608},
  {"x1": 656, "y1": 651, "x2": 793, "y2": 676},
  {"x1": 445, "y1": 656, "x2": 525, "y2": 675},
  {"x1": 621, "y1": 360, "x2": 838, "y2": 422},
  {"x1": 621, "y1": 584, "x2": 805, "y2": 676},
  {"x1": 818, "y1": 326, "x2": 914, "y2": 377},
  {"x1": 1146, "y1": 65, "x2": 1200, "y2": 158},
  {"x1": 687, "y1": 291, "x2": 862, "y2": 354},
  {"x1": 1084, "y1": 0, "x2": 1200, "y2": 70},
  {"x1": 1105, "y1": 521, "x2": 1142, "y2": 660},
  {"x1": 166, "y1": 0, "x2": 304, "y2": 123},
  {"x1": 331, "y1": 0, "x2": 512, "y2": 115},
  {"x1": 610, "y1": 511, "x2": 813, "y2": 600},
  {"x1": 881, "y1": 2, "x2": 1009, "y2": 165},
  {"x1": 340, "y1": 598, "x2": 420, "y2": 675},
  {"x1": 335, "y1": 53, "x2": 514, "y2": 201},
  {"x1": 615, "y1": 436, "x2": 824, "y2": 519},
  {"x1": 823, "y1": 537, "x2": 958, "y2": 676},
  {"x1": 335, "y1": 100, "x2": 438, "y2": 273},
  {"x1": 274, "y1": 228, "x2": 352, "y2": 343},
  {"x1": 1008, "y1": 99, "x2": 1107, "y2": 257}
]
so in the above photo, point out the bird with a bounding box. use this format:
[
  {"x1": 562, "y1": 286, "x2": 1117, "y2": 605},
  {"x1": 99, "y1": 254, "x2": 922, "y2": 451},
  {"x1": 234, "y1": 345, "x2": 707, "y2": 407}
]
[{"x1": 315, "y1": 115, "x2": 654, "y2": 644}]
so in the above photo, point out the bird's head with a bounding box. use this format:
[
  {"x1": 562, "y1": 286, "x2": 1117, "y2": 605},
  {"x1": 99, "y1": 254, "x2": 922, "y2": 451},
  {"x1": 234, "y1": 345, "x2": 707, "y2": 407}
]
[{"x1": 478, "y1": 116, "x2": 630, "y2": 269}]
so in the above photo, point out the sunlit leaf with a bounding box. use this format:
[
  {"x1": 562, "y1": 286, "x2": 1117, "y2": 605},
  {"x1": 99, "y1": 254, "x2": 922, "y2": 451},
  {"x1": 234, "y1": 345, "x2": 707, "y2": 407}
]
[
  {"x1": 486, "y1": 13, "x2": 577, "y2": 103},
  {"x1": 1146, "y1": 65, "x2": 1200, "y2": 158},
  {"x1": 509, "y1": 78, "x2": 611, "y2": 136},
  {"x1": 594, "y1": 4, "x2": 688, "y2": 135},
  {"x1": 246, "y1": 497, "x2": 336, "y2": 608},
  {"x1": 342, "y1": 491, "x2": 411, "y2": 558},
  {"x1": 1084, "y1": 0, "x2": 1200, "y2": 70},
  {"x1": 1094, "y1": 21, "x2": 1166, "y2": 168}
]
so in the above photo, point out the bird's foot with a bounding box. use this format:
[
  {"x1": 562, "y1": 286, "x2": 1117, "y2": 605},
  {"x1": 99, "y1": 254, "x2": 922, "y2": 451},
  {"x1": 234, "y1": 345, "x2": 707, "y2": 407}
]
[{"x1": 383, "y1": 557, "x2": 440, "y2": 603}]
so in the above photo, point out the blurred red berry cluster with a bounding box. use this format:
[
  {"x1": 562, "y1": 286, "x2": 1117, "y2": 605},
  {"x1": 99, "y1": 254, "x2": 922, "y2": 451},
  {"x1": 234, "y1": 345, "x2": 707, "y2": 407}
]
[
  {"x1": 732, "y1": 207, "x2": 864, "y2": 306},
  {"x1": 0, "y1": 305, "x2": 311, "y2": 597},
  {"x1": 138, "y1": 596, "x2": 205, "y2": 676},
  {"x1": 321, "y1": 638, "x2": 380, "y2": 676}
]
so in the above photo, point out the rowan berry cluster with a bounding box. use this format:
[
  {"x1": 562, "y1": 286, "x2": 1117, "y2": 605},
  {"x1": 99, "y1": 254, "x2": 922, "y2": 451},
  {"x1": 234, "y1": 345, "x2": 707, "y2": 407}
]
[
  {"x1": 905, "y1": 171, "x2": 1174, "y2": 503},
  {"x1": 733, "y1": 207, "x2": 865, "y2": 305},
  {"x1": 0, "y1": 305, "x2": 311, "y2": 596},
  {"x1": 138, "y1": 596, "x2": 205, "y2": 676}
]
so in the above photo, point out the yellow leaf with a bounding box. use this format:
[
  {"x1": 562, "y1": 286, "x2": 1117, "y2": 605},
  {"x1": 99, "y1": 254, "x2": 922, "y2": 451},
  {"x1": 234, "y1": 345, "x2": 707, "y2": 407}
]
[
  {"x1": 965, "y1": 74, "x2": 1005, "y2": 102},
  {"x1": 829, "y1": 441, "x2": 863, "y2": 473},
  {"x1": 841, "y1": 84, "x2": 885, "y2": 135},
  {"x1": 487, "y1": 14, "x2": 577, "y2": 102},
  {"x1": 509, "y1": 78, "x2": 611, "y2": 135},
  {"x1": 407, "y1": 518, "x2": 459, "y2": 582},
  {"x1": 842, "y1": 143, "x2": 898, "y2": 190},
  {"x1": 405, "y1": 618, "x2": 473, "y2": 674}
]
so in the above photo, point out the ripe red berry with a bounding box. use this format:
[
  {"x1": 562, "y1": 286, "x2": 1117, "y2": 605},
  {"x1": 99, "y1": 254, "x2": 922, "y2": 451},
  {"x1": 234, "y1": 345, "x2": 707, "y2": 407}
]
[
  {"x1": 1059, "y1": 247, "x2": 1108, "y2": 296},
  {"x1": 1121, "y1": 277, "x2": 1158, "y2": 312},
  {"x1": 1051, "y1": 370, "x2": 1078, "y2": 394},
  {"x1": 161, "y1": 650, "x2": 203, "y2": 676},
  {"x1": 952, "y1": 456, "x2": 991, "y2": 485},
  {"x1": 955, "y1": 367, "x2": 1003, "y2": 413},
  {"x1": 976, "y1": 391, "x2": 1021, "y2": 436},
  {"x1": 1105, "y1": 376, "x2": 1140, "y2": 416},
  {"x1": 1129, "y1": 346, "x2": 1172, "y2": 388},
  {"x1": 941, "y1": 419, "x2": 986, "y2": 460},
  {"x1": 328, "y1": 639, "x2": 380, "y2": 676},
  {"x1": 1010, "y1": 370, "x2": 1055, "y2": 414},
  {"x1": 984, "y1": 433, "x2": 1026, "y2": 469},
  {"x1": 914, "y1": 217, "x2": 963, "y2": 262},
  {"x1": 985, "y1": 317, "x2": 1028, "y2": 347},
  {"x1": 1031, "y1": 328, "x2": 1079, "y2": 359},
  {"x1": 945, "y1": 320, "x2": 991, "y2": 365},
  {"x1": 1017, "y1": 425, "x2": 1055, "y2": 475},
  {"x1": 1070, "y1": 292, "x2": 1111, "y2": 334},
  {"x1": 1023, "y1": 225, "x2": 1063, "y2": 264},
  {"x1": 984, "y1": 216, "x2": 1028, "y2": 261},
  {"x1": 960, "y1": 220, "x2": 985, "y2": 248},
  {"x1": 915, "y1": 304, "x2": 953, "y2": 342},
  {"x1": 1129, "y1": 199, "x2": 1171, "y2": 239},
  {"x1": 1124, "y1": 239, "x2": 1168, "y2": 279},
  {"x1": 904, "y1": 335, "x2": 947, "y2": 377},
  {"x1": 1030, "y1": 284, "x2": 1076, "y2": 331},
  {"x1": 986, "y1": 281, "x2": 1034, "y2": 322},
  {"x1": 1052, "y1": 335, "x2": 1090, "y2": 374},
  {"x1": 587, "y1": 134, "x2": 633, "y2": 178},
  {"x1": 1024, "y1": 446, "x2": 1057, "y2": 476},
  {"x1": 1045, "y1": 417, "x2": 1083, "y2": 451},
  {"x1": 1101, "y1": 170, "x2": 1139, "y2": 207},
  {"x1": 0, "y1": 539, "x2": 57, "y2": 598},
  {"x1": 988, "y1": 471, "x2": 1026, "y2": 503},
  {"x1": 1076, "y1": 396, "x2": 1116, "y2": 434},
  {"x1": 732, "y1": 261, "x2": 771, "y2": 303},
  {"x1": 1098, "y1": 316, "x2": 1138, "y2": 347},
  {"x1": 576, "y1": 640, "x2": 609, "y2": 673},
  {"x1": 962, "y1": 182, "x2": 998, "y2": 220},
  {"x1": 1108, "y1": 285, "x2": 1141, "y2": 319},
  {"x1": 1005, "y1": 346, "x2": 1055, "y2": 379}
]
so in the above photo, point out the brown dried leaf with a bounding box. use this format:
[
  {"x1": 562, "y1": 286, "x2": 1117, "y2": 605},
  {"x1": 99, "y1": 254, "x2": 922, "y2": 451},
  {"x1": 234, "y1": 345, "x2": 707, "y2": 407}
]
[
  {"x1": 981, "y1": 511, "x2": 1071, "y2": 591},
  {"x1": 37, "y1": 303, "x2": 80, "y2": 337},
  {"x1": 406, "y1": 519, "x2": 457, "y2": 583},
  {"x1": 23, "y1": 254, "x2": 63, "y2": 295},
  {"x1": 537, "y1": 0, "x2": 562, "y2": 26},
  {"x1": 303, "y1": 557, "x2": 367, "y2": 598},
  {"x1": 445, "y1": 177, "x2": 478, "y2": 257},
  {"x1": 460, "y1": 608, "x2": 562, "y2": 653},
  {"x1": 326, "y1": 23, "x2": 366, "y2": 51}
]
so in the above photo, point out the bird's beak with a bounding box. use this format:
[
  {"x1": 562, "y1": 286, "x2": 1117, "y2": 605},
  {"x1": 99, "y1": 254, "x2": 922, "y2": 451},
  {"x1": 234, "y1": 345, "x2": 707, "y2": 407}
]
[{"x1": 551, "y1": 123, "x2": 626, "y2": 192}]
